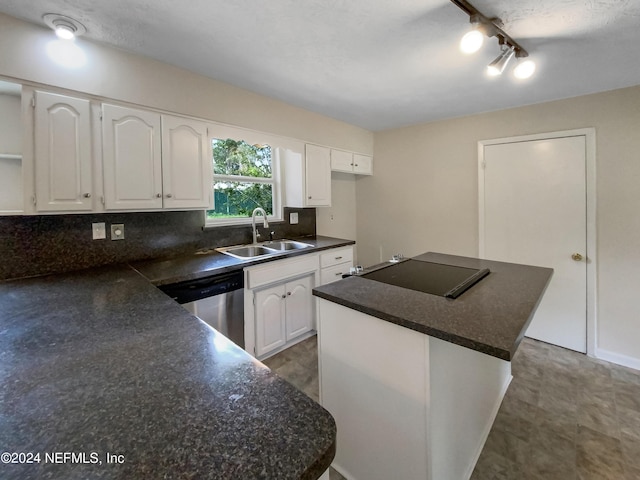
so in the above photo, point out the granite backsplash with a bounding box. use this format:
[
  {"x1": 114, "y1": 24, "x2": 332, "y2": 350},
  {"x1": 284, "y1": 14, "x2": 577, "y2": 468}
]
[{"x1": 0, "y1": 207, "x2": 316, "y2": 281}]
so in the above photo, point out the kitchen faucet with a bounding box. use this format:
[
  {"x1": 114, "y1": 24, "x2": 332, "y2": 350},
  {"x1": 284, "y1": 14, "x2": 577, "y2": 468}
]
[{"x1": 251, "y1": 207, "x2": 269, "y2": 244}]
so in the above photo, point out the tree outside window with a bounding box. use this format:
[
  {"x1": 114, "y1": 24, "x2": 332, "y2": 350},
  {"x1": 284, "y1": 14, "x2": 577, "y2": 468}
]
[{"x1": 207, "y1": 139, "x2": 275, "y2": 221}]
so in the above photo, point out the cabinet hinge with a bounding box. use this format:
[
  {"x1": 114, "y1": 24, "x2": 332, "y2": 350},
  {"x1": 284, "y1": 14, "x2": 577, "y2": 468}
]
[
  {"x1": 31, "y1": 195, "x2": 36, "y2": 205},
  {"x1": 100, "y1": 196, "x2": 105, "y2": 205},
  {"x1": 31, "y1": 97, "x2": 36, "y2": 108},
  {"x1": 481, "y1": 161, "x2": 486, "y2": 169},
  {"x1": 99, "y1": 111, "x2": 103, "y2": 121}
]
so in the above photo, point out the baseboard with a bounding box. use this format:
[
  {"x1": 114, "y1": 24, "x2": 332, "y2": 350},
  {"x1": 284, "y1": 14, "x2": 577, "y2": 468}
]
[
  {"x1": 331, "y1": 462, "x2": 356, "y2": 480},
  {"x1": 595, "y1": 348, "x2": 640, "y2": 371},
  {"x1": 463, "y1": 374, "x2": 513, "y2": 480}
]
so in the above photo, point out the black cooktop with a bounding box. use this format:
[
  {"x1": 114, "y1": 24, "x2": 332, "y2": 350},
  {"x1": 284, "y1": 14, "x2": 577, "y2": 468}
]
[{"x1": 361, "y1": 259, "x2": 490, "y2": 299}]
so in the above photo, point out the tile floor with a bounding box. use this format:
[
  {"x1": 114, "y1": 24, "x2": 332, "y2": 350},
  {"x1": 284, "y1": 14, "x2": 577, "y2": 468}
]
[{"x1": 264, "y1": 335, "x2": 640, "y2": 480}]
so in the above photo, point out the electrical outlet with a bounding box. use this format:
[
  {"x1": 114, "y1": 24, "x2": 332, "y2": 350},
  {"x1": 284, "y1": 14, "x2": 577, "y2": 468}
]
[
  {"x1": 92, "y1": 222, "x2": 106, "y2": 240},
  {"x1": 290, "y1": 212, "x2": 299, "y2": 224},
  {"x1": 111, "y1": 223, "x2": 125, "y2": 240}
]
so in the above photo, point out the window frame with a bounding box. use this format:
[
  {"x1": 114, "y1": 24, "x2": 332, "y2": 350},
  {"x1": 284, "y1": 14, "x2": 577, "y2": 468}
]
[{"x1": 205, "y1": 124, "x2": 284, "y2": 228}]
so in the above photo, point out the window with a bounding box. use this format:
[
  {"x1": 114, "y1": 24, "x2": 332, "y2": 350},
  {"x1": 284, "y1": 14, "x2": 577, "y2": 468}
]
[{"x1": 206, "y1": 138, "x2": 280, "y2": 225}]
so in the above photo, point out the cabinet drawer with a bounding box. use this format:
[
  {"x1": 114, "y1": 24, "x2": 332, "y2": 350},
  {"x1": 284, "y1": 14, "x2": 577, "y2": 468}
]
[
  {"x1": 320, "y1": 246, "x2": 354, "y2": 268},
  {"x1": 246, "y1": 254, "x2": 319, "y2": 289},
  {"x1": 320, "y1": 262, "x2": 352, "y2": 285}
]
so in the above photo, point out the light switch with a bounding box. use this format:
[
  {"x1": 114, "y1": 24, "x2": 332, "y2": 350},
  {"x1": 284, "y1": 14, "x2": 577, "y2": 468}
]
[
  {"x1": 290, "y1": 212, "x2": 299, "y2": 224},
  {"x1": 92, "y1": 222, "x2": 106, "y2": 240},
  {"x1": 111, "y1": 223, "x2": 125, "y2": 240}
]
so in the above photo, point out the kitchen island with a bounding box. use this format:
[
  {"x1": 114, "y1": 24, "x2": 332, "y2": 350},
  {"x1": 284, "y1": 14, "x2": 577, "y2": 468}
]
[
  {"x1": 0, "y1": 265, "x2": 335, "y2": 480},
  {"x1": 312, "y1": 252, "x2": 553, "y2": 480}
]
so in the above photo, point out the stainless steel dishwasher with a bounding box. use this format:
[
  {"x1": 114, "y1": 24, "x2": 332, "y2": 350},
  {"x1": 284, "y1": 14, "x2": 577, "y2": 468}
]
[{"x1": 158, "y1": 270, "x2": 245, "y2": 348}]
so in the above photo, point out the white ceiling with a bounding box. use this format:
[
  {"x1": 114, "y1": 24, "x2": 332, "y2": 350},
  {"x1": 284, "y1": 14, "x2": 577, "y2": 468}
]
[{"x1": 1, "y1": 0, "x2": 639, "y2": 131}]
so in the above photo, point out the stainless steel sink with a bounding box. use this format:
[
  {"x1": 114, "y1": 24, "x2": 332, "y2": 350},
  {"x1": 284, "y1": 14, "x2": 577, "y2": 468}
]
[
  {"x1": 217, "y1": 240, "x2": 313, "y2": 259},
  {"x1": 218, "y1": 245, "x2": 277, "y2": 259},
  {"x1": 261, "y1": 240, "x2": 313, "y2": 251}
]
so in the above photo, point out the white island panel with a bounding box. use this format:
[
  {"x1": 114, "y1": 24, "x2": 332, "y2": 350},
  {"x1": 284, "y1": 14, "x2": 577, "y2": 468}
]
[
  {"x1": 318, "y1": 298, "x2": 512, "y2": 480},
  {"x1": 429, "y1": 336, "x2": 512, "y2": 480},
  {"x1": 318, "y1": 299, "x2": 429, "y2": 480}
]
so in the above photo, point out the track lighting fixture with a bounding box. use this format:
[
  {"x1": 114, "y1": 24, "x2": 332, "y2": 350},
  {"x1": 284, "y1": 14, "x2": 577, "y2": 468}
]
[
  {"x1": 450, "y1": 0, "x2": 535, "y2": 79},
  {"x1": 43, "y1": 13, "x2": 86, "y2": 40}
]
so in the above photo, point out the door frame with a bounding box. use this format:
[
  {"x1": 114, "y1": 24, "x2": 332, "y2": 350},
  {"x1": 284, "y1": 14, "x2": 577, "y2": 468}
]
[{"x1": 478, "y1": 128, "x2": 597, "y2": 356}]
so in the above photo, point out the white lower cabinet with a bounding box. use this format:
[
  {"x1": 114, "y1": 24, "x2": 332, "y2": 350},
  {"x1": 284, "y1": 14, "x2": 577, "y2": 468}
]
[
  {"x1": 254, "y1": 284, "x2": 287, "y2": 356},
  {"x1": 254, "y1": 275, "x2": 314, "y2": 358},
  {"x1": 319, "y1": 246, "x2": 354, "y2": 285},
  {"x1": 244, "y1": 246, "x2": 354, "y2": 359},
  {"x1": 245, "y1": 253, "x2": 319, "y2": 359},
  {"x1": 285, "y1": 275, "x2": 314, "y2": 340}
]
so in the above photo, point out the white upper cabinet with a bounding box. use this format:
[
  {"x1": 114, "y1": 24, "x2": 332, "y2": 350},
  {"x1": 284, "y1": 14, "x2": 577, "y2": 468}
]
[
  {"x1": 34, "y1": 91, "x2": 92, "y2": 211},
  {"x1": 330, "y1": 148, "x2": 373, "y2": 175},
  {"x1": 282, "y1": 144, "x2": 331, "y2": 208},
  {"x1": 352, "y1": 153, "x2": 373, "y2": 175},
  {"x1": 102, "y1": 104, "x2": 163, "y2": 210},
  {"x1": 161, "y1": 115, "x2": 211, "y2": 209},
  {"x1": 102, "y1": 105, "x2": 211, "y2": 211},
  {"x1": 330, "y1": 149, "x2": 354, "y2": 172},
  {"x1": 305, "y1": 144, "x2": 332, "y2": 206}
]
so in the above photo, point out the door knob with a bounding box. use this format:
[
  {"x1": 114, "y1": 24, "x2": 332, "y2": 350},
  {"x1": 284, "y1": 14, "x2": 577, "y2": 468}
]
[{"x1": 571, "y1": 253, "x2": 583, "y2": 261}]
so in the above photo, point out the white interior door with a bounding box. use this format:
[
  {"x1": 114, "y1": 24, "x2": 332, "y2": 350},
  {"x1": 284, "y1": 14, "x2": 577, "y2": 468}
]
[{"x1": 480, "y1": 135, "x2": 587, "y2": 353}]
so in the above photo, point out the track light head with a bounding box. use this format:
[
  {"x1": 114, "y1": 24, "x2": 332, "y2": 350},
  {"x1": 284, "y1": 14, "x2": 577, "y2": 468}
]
[
  {"x1": 460, "y1": 29, "x2": 484, "y2": 54},
  {"x1": 487, "y1": 45, "x2": 515, "y2": 76},
  {"x1": 513, "y1": 59, "x2": 536, "y2": 79}
]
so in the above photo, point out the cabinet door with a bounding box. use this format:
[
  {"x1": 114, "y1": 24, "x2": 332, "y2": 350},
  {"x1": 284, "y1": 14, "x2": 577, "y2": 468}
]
[
  {"x1": 285, "y1": 275, "x2": 314, "y2": 340},
  {"x1": 305, "y1": 144, "x2": 331, "y2": 207},
  {"x1": 161, "y1": 115, "x2": 212, "y2": 209},
  {"x1": 255, "y1": 284, "x2": 287, "y2": 357},
  {"x1": 353, "y1": 154, "x2": 373, "y2": 175},
  {"x1": 330, "y1": 149, "x2": 354, "y2": 173},
  {"x1": 34, "y1": 91, "x2": 92, "y2": 211},
  {"x1": 102, "y1": 104, "x2": 162, "y2": 210}
]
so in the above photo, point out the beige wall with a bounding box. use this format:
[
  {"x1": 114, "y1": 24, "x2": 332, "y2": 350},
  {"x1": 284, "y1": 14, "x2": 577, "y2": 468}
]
[
  {"x1": 316, "y1": 172, "x2": 357, "y2": 241},
  {"x1": 364, "y1": 85, "x2": 640, "y2": 366},
  {"x1": 0, "y1": 13, "x2": 373, "y2": 154}
]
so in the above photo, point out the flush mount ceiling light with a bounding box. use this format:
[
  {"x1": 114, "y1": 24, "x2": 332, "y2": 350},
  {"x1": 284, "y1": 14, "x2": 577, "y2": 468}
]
[
  {"x1": 450, "y1": 0, "x2": 535, "y2": 79},
  {"x1": 43, "y1": 13, "x2": 86, "y2": 40}
]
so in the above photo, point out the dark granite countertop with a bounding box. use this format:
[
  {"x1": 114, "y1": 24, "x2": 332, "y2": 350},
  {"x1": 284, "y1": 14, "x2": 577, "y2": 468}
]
[
  {"x1": 131, "y1": 235, "x2": 355, "y2": 286},
  {"x1": 0, "y1": 265, "x2": 336, "y2": 480},
  {"x1": 312, "y1": 252, "x2": 553, "y2": 361}
]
